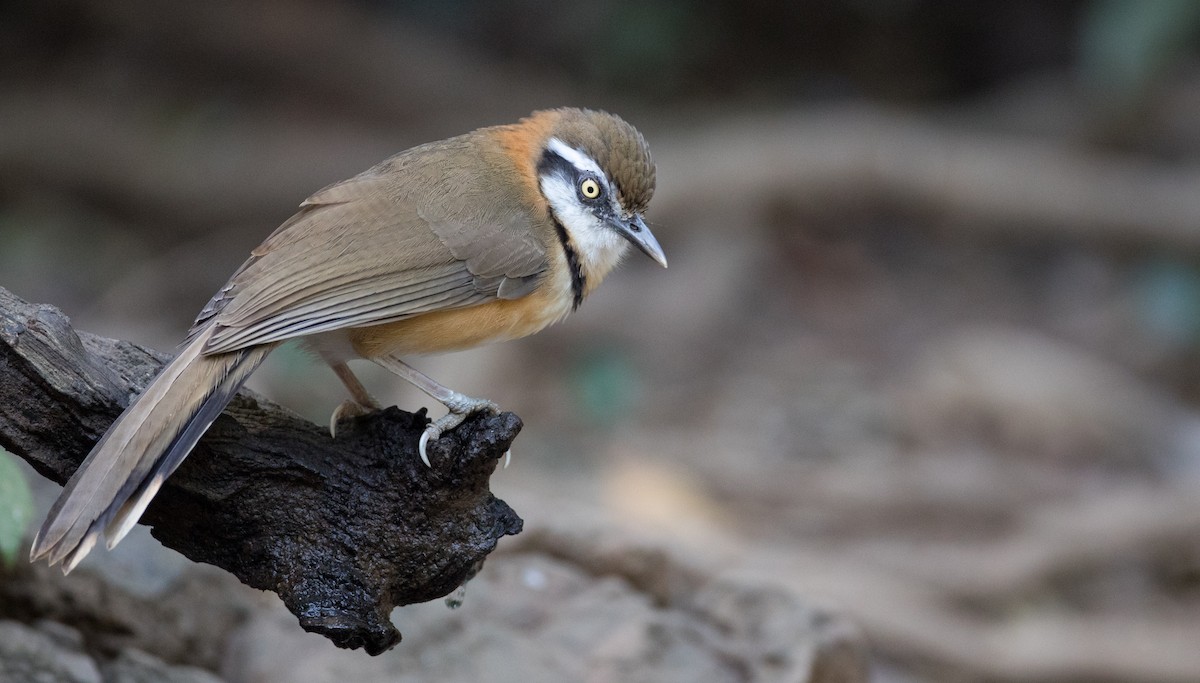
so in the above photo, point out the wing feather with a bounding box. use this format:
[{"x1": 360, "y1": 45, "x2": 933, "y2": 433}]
[{"x1": 197, "y1": 136, "x2": 550, "y2": 354}]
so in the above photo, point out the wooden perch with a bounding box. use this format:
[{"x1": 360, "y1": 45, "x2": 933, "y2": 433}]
[{"x1": 0, "y1": 286, "x2": 524, "y2": 655}]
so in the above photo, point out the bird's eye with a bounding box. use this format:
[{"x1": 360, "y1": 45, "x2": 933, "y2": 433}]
[{"x1": 579, "y1": 178, "x2": 601, "y2": 200}]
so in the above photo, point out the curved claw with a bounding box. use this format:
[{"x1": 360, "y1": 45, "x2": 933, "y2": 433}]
[
  {"x1": 329, "y1": 399, "x2": 375, "y2": 439},
  {"x1": 503, "y1": 449, "x2": 512, "y2": 469},
  {"x1": 418, "y1": 429, "x2": 436, "y2": 468}
]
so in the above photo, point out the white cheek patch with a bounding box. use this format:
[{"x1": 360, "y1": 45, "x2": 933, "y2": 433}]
[{"x1": 540, "y1": 174, "x2": 630, "y2": 280}]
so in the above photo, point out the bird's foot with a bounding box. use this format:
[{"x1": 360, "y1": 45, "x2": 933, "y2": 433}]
[
  {"x1": 329, "y1": 399, "x2": 379, "y2": 438},
  {"x1": 418, "y1": 393, "x2": 501, "y2": 468}
]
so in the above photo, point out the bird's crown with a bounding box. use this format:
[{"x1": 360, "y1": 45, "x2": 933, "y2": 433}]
[{"x1": 540, "y1": 108, "x2": 656, "y2": 215}]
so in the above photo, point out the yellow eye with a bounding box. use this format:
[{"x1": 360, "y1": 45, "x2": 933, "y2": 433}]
[{"x1": 579, "y1": 178, "x2": 601, "y2": 199}]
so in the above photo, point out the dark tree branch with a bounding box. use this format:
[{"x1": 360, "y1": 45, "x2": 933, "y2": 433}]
[{"x1": 0, "y1": 286, "x2": 523, "y2": 655}]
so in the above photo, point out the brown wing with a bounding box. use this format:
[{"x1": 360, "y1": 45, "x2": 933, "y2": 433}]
[{"x1": 195, "y1": 136, "x2": 548, "y2": 354}]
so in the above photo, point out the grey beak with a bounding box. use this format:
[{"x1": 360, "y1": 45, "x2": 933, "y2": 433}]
[{"x1": 613, "y1": 214, "x2": 668, "y2": 268}]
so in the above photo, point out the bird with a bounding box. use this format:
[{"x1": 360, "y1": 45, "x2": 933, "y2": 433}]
[{"x1": 30, "y1": 107, "x2": 666, "y2": 573}]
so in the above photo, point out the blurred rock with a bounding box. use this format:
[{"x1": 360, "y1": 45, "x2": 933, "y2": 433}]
[
  {"x1": 601, "y1": 458, "x2": 731, "y2": 543},
  {"x1": 894, "y1": 327, "x2": 1187, "y2": 470},
  {"x1": 0, "y1": 619, "x2": 223, "y2": 683},
  {"x1": 222, "y1": 552, "x2": 866, "y2": 683},
  {"x1": 0, "y1": 563, "x2": 257, "y2": 672},
  {"x1": 0, "y1": 620, "x2": 100, "y2": 683},
  {"x1": 100, "y1": 648, "x2": 226, "y2": 683}
]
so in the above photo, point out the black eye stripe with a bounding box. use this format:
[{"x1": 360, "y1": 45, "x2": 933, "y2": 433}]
[
  {"x1": 538, "y1": 148, "x2": 609, "y2": 190},
  {"x1": 537, "y1": 147, "x2": 574, "y2": 178}
]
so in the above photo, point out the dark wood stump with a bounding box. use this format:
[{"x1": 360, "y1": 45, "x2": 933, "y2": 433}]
[{"x1": 0, "y1": 286, "x2": 523, "y2": 655}]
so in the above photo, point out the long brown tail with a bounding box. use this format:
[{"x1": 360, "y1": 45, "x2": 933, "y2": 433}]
[{"x1": 30, "y1": 326, "x2": 272, "y2": 572}]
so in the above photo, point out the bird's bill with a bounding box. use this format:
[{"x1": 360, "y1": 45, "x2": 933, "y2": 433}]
[{"x1": 612, "y1": 214, "x2": 668, "y2": 268}]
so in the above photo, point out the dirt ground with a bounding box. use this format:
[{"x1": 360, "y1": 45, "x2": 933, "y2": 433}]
[{"x1": 3, "y1": 2, "x2": 1200, "y2": 681}]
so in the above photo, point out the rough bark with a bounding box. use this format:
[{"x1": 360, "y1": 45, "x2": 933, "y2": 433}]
[{"x1": 0, "y1": 286, "x2": 524, "y2": 655}]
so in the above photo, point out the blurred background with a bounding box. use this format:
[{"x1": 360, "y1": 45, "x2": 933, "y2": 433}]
[{"x1": 3, "y1": 0, "x2": 1200, "y2": 681}]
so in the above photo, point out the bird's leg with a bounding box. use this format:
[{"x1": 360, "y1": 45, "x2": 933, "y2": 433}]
[
  {"x1": 328, "y1": 361, "x2": 381, "y2": 437},
  {"x1": 372, "y1": 356, "x2": 501, "y2": 467}
]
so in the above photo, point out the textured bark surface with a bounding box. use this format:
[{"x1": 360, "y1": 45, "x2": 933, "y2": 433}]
[{"x1": 0, "y1": 286, "x2": 524, "y2": 655}]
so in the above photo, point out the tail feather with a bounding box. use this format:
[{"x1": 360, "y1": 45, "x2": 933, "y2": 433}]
[
  {"x1": 103, "y1": 350, "x2": 267, "y2": 547},
  {"x1": 30, "y1": 326, "x2": 272, "y2": 571}
]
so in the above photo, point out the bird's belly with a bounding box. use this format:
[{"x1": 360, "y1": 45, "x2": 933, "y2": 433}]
[{"x1": 346, "y1": 286, "x2": 572, "y2": 359}]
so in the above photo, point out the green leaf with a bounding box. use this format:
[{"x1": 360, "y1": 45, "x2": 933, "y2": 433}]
[{"x1": 0, "y1": 448, "x2": 34, "y2": 569}]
